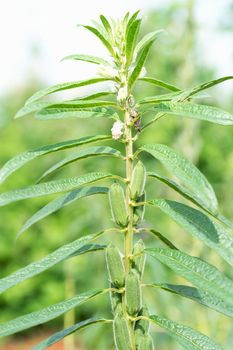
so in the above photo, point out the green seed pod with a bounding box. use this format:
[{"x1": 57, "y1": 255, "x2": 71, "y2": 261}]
[
  {"x1": 138, "y1": 334, "x2": 154, "y2": 350},
  {"x1": 110, "y1": 288, "x2": 123, "y2": 315},
  {"x1": 130, "y1": 161, "x2": 146, "y2": 200},
  {"x1": 113, "y1": 314, "x2": 132, "y2": 350},
  {"x1": 109, "y1": 182, "x2": 128, "y2": 227},
  {"x1": 132, "y1": 239, "x2": 146, "y2": 278},
  {"x1": 106, "y1": 244, "x2": 125, "y2": 288},
  {"x1": 125, "y1": 271, "x2": 142, "y2": 316},
  {"x1": 133, "y1": 192, "x2": 146, "y2": 224},
  {"x1": 135, "y1": 305, "x2": 150, "y2": 345}
]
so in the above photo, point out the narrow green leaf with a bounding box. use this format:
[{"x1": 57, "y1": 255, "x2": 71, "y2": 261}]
[
  {"x1": 126, "y1": 10, "x2": 140, "y2": 33},
  {"x1": 152, "y1": 102, "x2": 233, "y2": 125},
  {"x1": 141, "y1": 144, "x2": 218, "y2": 214},
  {"x1": 149, "y1": 283, "x2": 233, "y2": 318},
  {"x1": 39, "y1": 146, "x2": 123, "y2": 181},
  {"x1": 62, "y1": 54, "x2": 110, "y2": 66},
  {"x1": 126, "y1": 19, "x2": 141, "y2": 65},
  {"x1": 176, "y1": 76, "x2": 233, "y2": 101},
  {"x1": 31, "y1": 318, "x2": 111, "y2": 350},
  {"x1": 128, "y1": 40, "x2": 155, "y2": 90},
  {"x1": 149, "y1": 314, "x2": 222, "y2": 350},
  {"x1": 80, "y1": 91, "x2": 115, "y2": 100},
  {"x1": 36, "y1": 106, "x2": 119, "y2": 120},
  {"x1": 18, "y1": 186, "x2": 108, "y2": 236},
  {"x1": 217, "y1": 213, "x2": 233, "y2": 231},
  {"x1": 0, "y1": 172, "x2": 112, "y2": 207},
  {"x1": 0, "y1": 135, "x2": 110, "y2": 184},
  {"x1": 135, "y1": 29, "x2": 164, "y2": 55},
  {"x1": 83, "y1": 25, "x2": 115, "y2": 56},
  {"x1": 25, "y1": 78, "x2": 114, "y2": 105},
  {"x1": 0, "y1": 289, "x2": 106, "y2": 337},
  {"x1": 100, "y1": 15, "x2": 112, "y2": 35},
  {"x1": 150, "y1": 199, "x2": 233, "y2": 267},
  {"x1": 149, "y1": 229, "x2": 178, "y2": 250},
  {"x1": 0, "y1": 231, "x2": 104, "y2": 294},
  {"x1": 146, "y1": 247, "x2": 233, "y2": 305},
  {"x1": 139, "y1": 92, "x2": 179, "y2": 105},
  {"x1": 139, "y1": 77, "x2": 181, "y2": 92}
]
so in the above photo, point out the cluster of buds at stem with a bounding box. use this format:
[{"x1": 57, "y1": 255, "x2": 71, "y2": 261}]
[
  {"x1": 111, "y1": 120, "x2": 125, "y2": 140},
  {"x1": 126, "y1": 95, "x2": 141, "y2": 133}
]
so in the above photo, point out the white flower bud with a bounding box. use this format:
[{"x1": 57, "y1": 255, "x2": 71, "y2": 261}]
[
  {"x1": 117, "y1": 86, "x2": 128, "y2": 103},
  {"x1": 111, "y1": 121, "x2": 124, "y2": 140},
  {"x1": 96, "y1": 65, "x2": 117, "y2": 78}
]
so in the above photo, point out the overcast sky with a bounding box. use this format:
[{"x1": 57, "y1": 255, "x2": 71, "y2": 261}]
[{"x1": 0, "y1": 0, "x2": 232, "y2": 95}]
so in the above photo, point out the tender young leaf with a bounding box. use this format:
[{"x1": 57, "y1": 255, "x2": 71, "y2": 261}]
[
  {"x1": 39, "y1": 146, "x2": 123, "y2": 181},
  {"x1": 149, "y1": 315, "x2": 222, "y2": 350},
  {"x1": 31, "y1": 318, "x2": 111, "y2": 350},
  {"x1": 25, "y1": 78, "x2": 114, "y2": 105},
  {"x1": 151, "y1": 102, "x2": 233, "y2": 125},
  {"x1": 151, "y1": 199, "x2": 233, "y2": 267},
  {"x1": 126, "y1": 19, "x2": 141, "y2": 65},
  {"x1": 36, "y1": 106, "x2": 119, "y2": 120},
  {"x1": 126, "y1": 10, "x2": 141, "y2": 33},
  {"x1": 0, "y1": 172, "x2": 112, "y2": 207},
  {"x1": 0, "y1": 231, "x2": 104, "y2": 293},
  {"x1": 176, "y1": 76, "x2": 233, "y2": 101},
  {"x1": 150, "y1": 283, "x2": 233, "y2": 318},
  {"x1": 0, "y1": 289, "x2": 105, "y2": 337},
  {"x1": 139, "y1": 77, "x2": 181, "y2": 92},
  {"x1": 18, "y1": 186, "x2": 108, "y2": 236},
  {"x1": 135, "y1": 30, "x2": 164, "y2": 56},
  {"x1": 62, "y1": 54, "x2": 111, "y2": 66},
  {"x1": 100, "y1": 15, "x2": 112, "y2": 35},
  {"x1": 128, "y1": 39, "x2": 155, "y2": 91},
  {"x1": 0, "y1": 135, "x2": 110, "y2": 184},
  {"x1": 83, "y1": 25, "x2": 115, "y2": 56},
  {"x1": 146, "y1": 248, "x2": 233, "y2": 305},
  {"x1": 141, "y1": 144, "x2": 218, "y2": 214}
]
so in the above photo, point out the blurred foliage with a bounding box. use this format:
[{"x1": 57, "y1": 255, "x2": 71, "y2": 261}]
[{"x1": 0, "y1": 1, "x2": 233, "y2": 349}]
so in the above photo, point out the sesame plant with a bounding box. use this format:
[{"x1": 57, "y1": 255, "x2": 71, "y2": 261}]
[{"x1": 1, "y1": 11, "x2": 233, "y2": 350}]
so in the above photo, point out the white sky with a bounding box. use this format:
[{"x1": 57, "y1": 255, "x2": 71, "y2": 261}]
[{"x1": 0, "y1": 0, "x2": 232, "y2": 95}]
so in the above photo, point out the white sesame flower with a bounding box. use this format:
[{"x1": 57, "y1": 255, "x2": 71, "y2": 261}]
[
  {"x1": 111, "y1": 121, "x2": 124, "y2": 140},
  {"x1": 117, "y1": 86, "x2": 128, "y2": 103},
  {"x1": 139, "y1": 67, "x2": 147, "y2": 78},
  {"x1": 96, "y1": 65, "x2": 117, "y2": 78}
]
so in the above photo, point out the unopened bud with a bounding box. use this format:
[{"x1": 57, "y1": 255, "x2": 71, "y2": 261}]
[{"x1": 111, "y1": 121, "x2": 124, "y2": 140}]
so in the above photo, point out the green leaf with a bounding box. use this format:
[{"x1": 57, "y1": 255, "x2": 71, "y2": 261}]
[
  {"x1": 149, "y1": 315, "x2": 222, "y2": 350},
  {"x1": 139, "y1": 77, "x2": 181, "y2": 92},
  {"x1": 0, "y1": 172, "x2": 112, "y2": 207},
  {"x1": 83, "y1": 25, "x2": 115, "y2": 56},
  {"x1": 135, "y1": 29, "x2": 164, "y2": 55},
  {"x1": 176, "y1": 76, "x2": 233, "y2": 101},
  {"x1": 18, "y1": 186, "x2": 108, "y2": 236},
  {"x1": 0, "y1": 231, "x2": 104, "y2": 293},
  {"x1": 0, "y1": 135, "x2": 110, "y2": 184},
  {"x1": 151, "y1": 102, "x2": 233, "y2": 125},
  {"x1": 149, "y1": 229, "x2": 178, "y2": 250},
  {"x1": 100, "y1": 15, "x2": 112, "y2": 35},
  {"x1": 141, "y1": 144, "x2": 218, "y2": 214},
  {"x1": 149, "y1": 283, "x2": 233, "y2": 318},
  {"x1": 126, "y1": 19, "x2": 141, "y2": 65},
  {"x1": 126, "y1": 10, "x2": 140, "y2": 33},
  {"x1": 150, "y1": 199, "x2": 233, "y2": 267},
  {"x1": 128, "y1": 39, "x2": 155, "y2": 91},
  {"x1": 39, "y1": 146, "x2": 123, "y2": 181},
  {"x1": 31, "y1": 318, "x2": 111, "y2": 350},
  {"x1": 25, "y1": 78, "x2": 114, "y2": 105},
  {"x1": 80, "y1": 91, "x2": 115, "y2": 100},
  {"x1": 0, "y1": 289, "x2": 106, "y2": 337},
  {"x1": 62, "y1": 54, "x2": 110, "y2": 66},
  {"x1": 36, "y1": 106, "x2": 119, "y2": 120},
  {"x1": 146, "y1": 247, "x2": 233, "y2": 305},
  {"x1": 139, "y1": 92, "x2": 179, "y2": 105}
]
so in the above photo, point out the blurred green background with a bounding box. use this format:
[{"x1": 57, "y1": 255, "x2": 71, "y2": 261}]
[{"x1": 0, "y1": 1, "x2": 233, "y2": 349}]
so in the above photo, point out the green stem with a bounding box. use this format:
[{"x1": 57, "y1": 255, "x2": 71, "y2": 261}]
[{"x1": 123, "y1": 109, "x2": 136, "y2": 350}]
